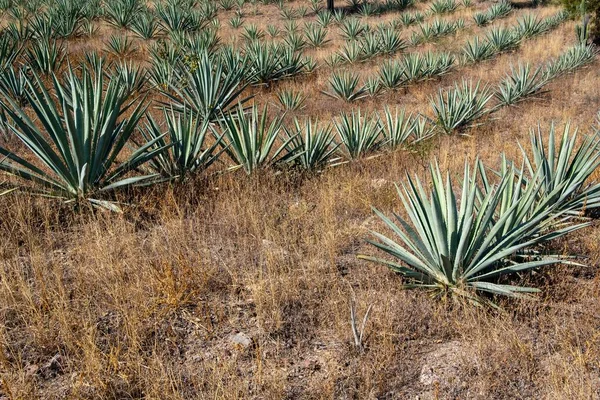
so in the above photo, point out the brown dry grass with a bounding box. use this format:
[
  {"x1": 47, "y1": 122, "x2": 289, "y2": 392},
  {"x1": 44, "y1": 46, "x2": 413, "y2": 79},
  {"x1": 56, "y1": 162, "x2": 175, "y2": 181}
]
[{"x1": 1, "y1": 0, "x2": 600, "y2": 398}]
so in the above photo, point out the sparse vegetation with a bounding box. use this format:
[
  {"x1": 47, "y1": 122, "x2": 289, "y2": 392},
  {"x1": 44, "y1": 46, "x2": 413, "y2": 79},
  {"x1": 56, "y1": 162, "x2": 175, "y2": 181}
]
[{"x1": 0, "y1": 0, "x2": 599, "y2": 398}]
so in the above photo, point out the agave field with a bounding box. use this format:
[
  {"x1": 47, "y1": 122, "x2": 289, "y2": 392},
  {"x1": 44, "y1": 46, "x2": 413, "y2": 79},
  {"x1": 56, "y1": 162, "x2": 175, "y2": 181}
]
[{"x1": 0, "y1": 0, "x2": 600, "y2": 397}]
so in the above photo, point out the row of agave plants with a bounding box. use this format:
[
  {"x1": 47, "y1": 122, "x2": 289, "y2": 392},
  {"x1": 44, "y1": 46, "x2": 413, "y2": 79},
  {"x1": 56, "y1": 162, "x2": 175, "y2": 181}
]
[
  {"x1": 324, "y1": 11, "x2": 569, "y2": 101},
  {"x1": 0, "y1": 0, "x2": 422, "y2": 44},
  {"x1": 0, "y1": 41, "x2": 596, "y2": 210},
  {"x1": 360, "y1": 122, "x2": 600, "y2": 305}
]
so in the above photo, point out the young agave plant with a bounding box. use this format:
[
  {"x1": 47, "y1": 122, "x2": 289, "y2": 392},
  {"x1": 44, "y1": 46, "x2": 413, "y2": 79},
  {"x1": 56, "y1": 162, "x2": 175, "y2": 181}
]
[
  {"x1": 322, "y1": 70, "x2": 367, "y2": 102},
  {"x1": 429, "y1": 0, "x2": 458, "y2": 14},
  {"x1": 131, "y1": 12, "x2": 160, "y2": 39},
  {"x1": 105, "y1": 35, "x2": 135, "y2": 58},
  {"x1": 139, "y1": 107, "x2": 224, "y2": 181},
  {"x1": 276, "y1": 88, "x2": 306, "y2": 111},
  {"x1": 339, "y1": 18, "x2": 366, "y2": 41},
  {"x1": 304, "y1": 22, "x2": 329, "y2": 48},
  {"x1": 334, "y1": 109, "x2": 384, "y2": 160},
  {"x1": 358, "y1": 159, "x2": 586, "y2": 304},
  {"x1": 462, "y1": 37, "x2": 495, "y2": 63},
  {"x1": 161, "y1": 51, "x2": 251, "y2": 123},
  {"x1": 104, "y1": 0, "x2": 142, "y2": 29},
  {"x1": 0, "y1": 66, "x2": 164, "y2": 211},
  {"x1": 0, "y1": 67, "x2": 29, "y2": 107},
  {"x1": 495, "y1": 63, "x2": 548, "y2": 107},
  {"x1": 377, "y1": 60, "x2": 406, "y2": 90},
  {"x1": 282, "y1": 118, "x2": 339, "y2": 170},
  {"x1": 485, "y1": 26, "x2": 519, "y2": 52},
  {"x1": 545, "y1": 44, "x2": 597, "y2": 80},
  {"x1": 229, "y1": 14, "x2": 244, "y2": 29},
  {"x1": 514, "y1": 14, "x2": 548, "y2": 39},
  {"x1": 337, "y1": 41, "x2": 364, "y2": 64},
  {"x1": 377, "y1": 26, "x2": 406, "y2": 55},
  {"x1": 380, "y1": 106, "x2": 434, "y2": 148},
  {"x1": 217, "y1": 104, "x2": 293, "y2": 174},
  {"x1": 26, "y1": 38, "x2": 66, "y2": 75},
  {"x1": 430, "y1": 80, "x2": 493, "y2": 134}
]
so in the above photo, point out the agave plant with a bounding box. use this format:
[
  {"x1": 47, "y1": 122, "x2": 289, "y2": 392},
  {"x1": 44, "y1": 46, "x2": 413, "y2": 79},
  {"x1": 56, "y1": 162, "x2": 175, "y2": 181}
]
[
  {"x1": 430, "y1": 80, "x2": 493, "y2": 134},
  {"x1": 0, "y1": 66, "x2": 164, "y2": 210},
  {"x1": 414, "y1": 19, "x2": 460, "y2": 44},
  {"x1": 377, "y1": 26, "x2": 406, "y2": 55},
  {"x1": 337, "y1": 41, "x2": 364, "y2": 64},
  {"x1": 105, "y1": 35, "x2": 135, "y2": 58},
  {"x1": 245, "y1": 42, "x2": 305, "y2": 85},
  {"x1": 316, "y1": 10, "x2": 333, "y2": 27},
  {"x1": 487, "y1": 1, "x2": 512, "y2": 19},
  {"x1": 334, "y1": 110, "x2": 384, "y2": 160},
  {"x1": 358, "y1": 159, "x2": 585, "y2": 303},
  {"x1": 485, "y1": 26, "x2": 519, "y2": 52},
  {"x1": 0, "y1": 36, "x2": 22, "y2": 73},
  {"x1": 113, "y1": 61, "x2": 146, "y2": 94},
  {"x1": 322, "y1": 70, "x2": 367, "y2": 102},
  {"x1": 514, "y1": 14, "x2": 548, "y2": 39},
  {"x1": 304, "y1": 22, "x2": 329, "y2": 48},
  {"x1": 429, "y1": 0, "x2": 458, "y2": 14},
  {"x1": 364, "y1": 75, "x2": 382, "y2": 97},
  {"x1": 516, "y1": 122, "x2": 600, "y2": 216},
  {"x1": 217, "y1": 104, "x2": 293, "y2": 174},
  {"x1": 282, "y1": 118, "x2": 339, "y2": 170},
  {"x1": 339, "y1": 18, "x2": 366, "y2": 41},
  {"x1": 495, "y1": 63, "x2": 548, "y2": 107},
  {"x1": 473, "y1": 12, "x2": 491, "y2": 27},
  {"x1": 359, "y1": 31, "x2": 382, "y2": 60},
  {"x1": 161, "y1": 51, "x2": 250, "y2": 123},
  {"x1": 0, "y1": 67, "x2": 29, "y2": 107},
  {"x1": 140, "y1": 107, "x2": 223, "y2": 180},
  {"x1": 377, "y1": 60, "x2": 406, "y2": 90},
  {"x1": 242, "y1": 24, "x2": 265, "y2": 42},
  {"x1": 283, "y1": 31, "x2": 306, "y2": 52},
  {"x1": 26, "y1": 38, "x2": 66, "y2": 74},
  {"x1": 104, "y1": 0, "x2": 142, "y2": 29},
  {"x1": 276, "y1": 88, "x2": 306, "y2": 111},
  {"x1": 156, "y1": 2, "x2": 200, "y2": 33},
  {"x1": 381, "y1": 106, "x2": 433, "y2": 148},
  {"x1": 545, "y1": 44, "x2": 597, "y2": 80},
  {"x1": 131, "y1": 12, "x2": 160, "y2": 39},
  {"x1": 229, "y1": 14, "x2": 244, "y2": 29},
  {"x1": 462, "y1": 37, "x2": 495, "y2": 63}
]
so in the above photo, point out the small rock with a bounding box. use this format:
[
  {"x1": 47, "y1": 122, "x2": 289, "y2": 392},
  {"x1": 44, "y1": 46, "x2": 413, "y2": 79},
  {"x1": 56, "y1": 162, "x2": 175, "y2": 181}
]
[
  {"x1": 25, "y1": 363, "x2": 39, "y2": 377},
  {"x1": 229, "y1": 332, "x2": 252, "y2": 349},
  {"x1": 370, "y1": 179, "x2": 388, "y2": 190}
]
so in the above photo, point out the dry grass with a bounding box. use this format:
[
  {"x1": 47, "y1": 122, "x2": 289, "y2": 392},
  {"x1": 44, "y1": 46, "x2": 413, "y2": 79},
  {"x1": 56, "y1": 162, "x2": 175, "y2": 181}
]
[{"x1": 1, "y1": 0, "x2": 600, "y2": 398}]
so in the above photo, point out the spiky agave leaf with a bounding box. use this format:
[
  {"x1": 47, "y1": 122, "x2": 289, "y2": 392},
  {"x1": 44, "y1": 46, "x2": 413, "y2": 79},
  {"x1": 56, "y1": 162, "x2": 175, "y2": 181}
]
[
  {"x1": 0, "y1": 65, "x2": 166, "y2": 210},
  {"x1": 359, "y1": 159, "x2": 587, "y2": 303}
]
